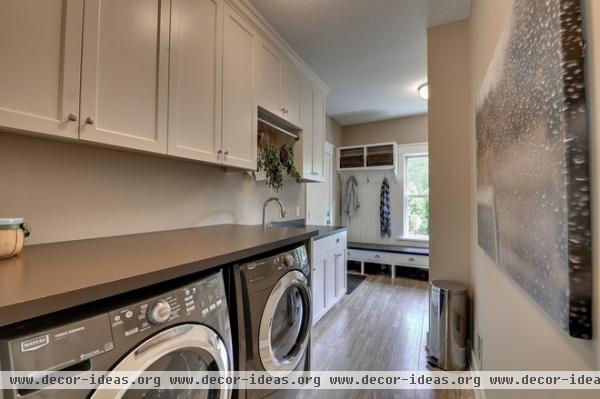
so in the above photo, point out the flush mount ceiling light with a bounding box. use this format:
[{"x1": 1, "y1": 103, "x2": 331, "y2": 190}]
[{"x1": 418, "y1": 83, "x2": 429, "y2": 100}]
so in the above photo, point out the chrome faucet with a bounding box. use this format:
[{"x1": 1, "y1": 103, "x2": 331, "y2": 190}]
[{"x1": 262, "y1": 197, "x2": 286, "y2": 228}]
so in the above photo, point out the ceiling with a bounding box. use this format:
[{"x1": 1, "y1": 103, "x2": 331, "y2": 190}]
[{"x1": 249, "y1": 0, "x2": 471, "y2": 126}]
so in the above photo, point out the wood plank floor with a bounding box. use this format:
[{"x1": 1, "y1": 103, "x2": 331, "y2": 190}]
[{"x1": 299, "y1": 274, "x2": 474, "y2": 399}]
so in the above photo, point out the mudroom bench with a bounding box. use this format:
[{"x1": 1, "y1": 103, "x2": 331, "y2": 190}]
[{"x1": 346, "y1": 242, "x2": 429, "y2": 279}]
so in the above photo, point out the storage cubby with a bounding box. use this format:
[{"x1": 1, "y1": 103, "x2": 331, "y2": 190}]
[
  {"x1": 366, "y1": 144, "x2": 395, "y2": 167},
  {"x1": 339, "y1": 147, "x2": 365, "y2": 168}
]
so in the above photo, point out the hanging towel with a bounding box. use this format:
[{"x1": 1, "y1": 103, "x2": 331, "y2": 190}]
[
  {"x1": 343, "y1": 176, "x2": 360, "y2": 221},
  {"x1": 380, "y1": 177, "x2": 391, "y2": 237}
]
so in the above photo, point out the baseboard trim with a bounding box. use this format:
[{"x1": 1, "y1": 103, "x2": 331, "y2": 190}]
[{"x1": 470, "y1": 344, "x2": 487, "y2": 399}]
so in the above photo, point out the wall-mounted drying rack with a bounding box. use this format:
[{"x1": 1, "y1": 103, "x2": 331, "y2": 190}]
[
  {"x1": 257, "y1": 106, "x2": 302, "y2": 141},
  {"x1": 258, "y1": 117, "x2": 299, "y2": 141}
]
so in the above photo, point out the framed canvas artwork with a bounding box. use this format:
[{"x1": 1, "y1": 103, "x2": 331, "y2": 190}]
[{"x1": 476, "y1": 0, "x2": 591, "y2": 339}]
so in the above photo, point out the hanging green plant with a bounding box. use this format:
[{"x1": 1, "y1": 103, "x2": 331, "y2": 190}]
[
  {"x1": 257, "y1": 132, "x2": 302, "y2": 191},
  {"x1": 257, "y1": 141, "x2": 284, "y2": 191},
  {"x1": 280, "y1": 144, "x2": 301, "y2": 183}
]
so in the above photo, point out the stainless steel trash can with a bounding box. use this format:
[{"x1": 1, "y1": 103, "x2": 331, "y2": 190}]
[{"x1": 426, "y1": 280, "x2": 468, "y2": 370}]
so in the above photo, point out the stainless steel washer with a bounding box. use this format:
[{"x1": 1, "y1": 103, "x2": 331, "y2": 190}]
[
  {"x1": 0, "y1": 270, "x2": 233, "y2": 399},
  {"x1": 231, "y1": 244, "x2": 312, "y2": 399}
]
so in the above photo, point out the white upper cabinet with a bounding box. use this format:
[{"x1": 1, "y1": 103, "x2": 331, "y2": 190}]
[
  {"x1": 295, "y1": 78, "x2": 326, "y2": 182},
  {"x1": 256, "y1": 41, "x2": 282, "y2": 116},
  {"x1": 256, "y1": 39, "x2": 302, "y2": 126},
  {"x1": 0, "y1": 0, "x2": 83, "y2": 139},
  {"x1": 296, "y1": 78, "x2": 314, "y2": 179},
  {"x1": 312, "y1": 88, "x2": 326, "y2": 179},
  {"x1": 168, "y1": 0, "x2": 223, "y2": 163},
  {"x1": 221, "y1": 3, "x2": 257, "y2": 170},
  {"x1": 79, "y1": 0, "x2": 170, "y2": 154},
  {"x1": 281, "y1": 62, "x2": 302, "y2": 127},
  {"x1": 0, "y1": 0, "x2": 326, "y2": 172}
]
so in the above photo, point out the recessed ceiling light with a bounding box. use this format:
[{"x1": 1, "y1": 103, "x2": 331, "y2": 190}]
[{"x1": 418, "y1": 83, "x2": 429, "y2": 100}]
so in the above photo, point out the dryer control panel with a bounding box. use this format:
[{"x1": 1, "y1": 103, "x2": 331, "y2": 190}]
[{"x1": 109, "y1": 273, "x2": 226, "y2": 341}]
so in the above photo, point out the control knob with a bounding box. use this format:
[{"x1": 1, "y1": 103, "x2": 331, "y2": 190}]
[
  {"x1": 147, "y1": 300, "x2": 172, "y2": 325},
  {"x1": 284, "y1": 253, "x2": 295, "y2": 267}
]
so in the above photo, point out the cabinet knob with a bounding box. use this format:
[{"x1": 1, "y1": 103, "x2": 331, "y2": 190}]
[
  {"x1": 223, "y1": 150, "x2": 229, "y2": 156},
  {"x1": 85, "y1": 117, "x2": 94, "y2": 125},
  {"x1": 374, "y1": 254, "x2": 380, "y2": 259},
  {"x1": 217, "y1": 149, "x2": 223, "y2": 154},
  {"x1": 67, "y1": 113, "x2": 78, "y2": 122},
  {"x1": 408, "y1": 257, "x2": 415, "y2": 262}
]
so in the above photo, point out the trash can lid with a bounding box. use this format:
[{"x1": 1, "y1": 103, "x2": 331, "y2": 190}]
[{"x1": 430, "y1": 280, "x2": 468, "y2": 294}]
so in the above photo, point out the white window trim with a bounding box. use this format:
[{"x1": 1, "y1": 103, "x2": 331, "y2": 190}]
[{"x1": 396, "y1": 143, "x2": 429, "y2": 243}]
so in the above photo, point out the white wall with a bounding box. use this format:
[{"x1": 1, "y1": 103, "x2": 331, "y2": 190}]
[
  {"x1": 467, "y1": 1, "x2": 600, "y2": 398},
  {"x1": 342, "y1": 114, "x2": 428, "y2": 147},
  {"x1": 0, "y1": 132, "x2": 305, "y2": 245},
  {"x1": 427, "y1": 20, "x2": 471, "y2": 286}
]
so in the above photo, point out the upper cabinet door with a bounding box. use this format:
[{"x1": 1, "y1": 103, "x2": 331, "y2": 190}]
[
  {"x1": 256, "y1": 40, "x2": 282, "y2": 117},
  {"x1": 312, "y1": 88, "x2": 326, "y2": 180},
  {"x1": 221, "y1": 4, "x2": 257, "y2": 170},
  {"x1": 281, "y1": 63, "x2": 302, "y2": 127},
  {"x1": 0, "y1": 0, "x2": 83, "y2": 139},
  {"x1": 80, "y1": 0, "x2": 170, "y2": 154},
  {"x1": 296, "y1": 78, "x2": 314, "y2": 179},
  {"x1": 168, "y1": 0, "x2": 223, "y2": 162}
]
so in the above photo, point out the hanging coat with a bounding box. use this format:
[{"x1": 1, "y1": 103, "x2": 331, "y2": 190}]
[
  {"x1": 380, "y1": 177, "x2": 391, "y2": 237},
  {"x1": 343, "y1": 176, "x2": 360, "y2": 221}
]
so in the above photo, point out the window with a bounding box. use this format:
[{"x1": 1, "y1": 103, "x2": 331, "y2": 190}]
[{"x1": 404, "y1": 153, "x2": 429, "y2": 240}]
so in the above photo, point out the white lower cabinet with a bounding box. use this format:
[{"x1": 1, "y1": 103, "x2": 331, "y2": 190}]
[
  {"x1": 335, "y1": 249, "x2": 347, "y2": 297},
  {"x1": 311, "y1": 231, "x2": 347, "y2": 325},
  {"x1": 312, "y1": 255, "x2": 327, "y2": 322}
]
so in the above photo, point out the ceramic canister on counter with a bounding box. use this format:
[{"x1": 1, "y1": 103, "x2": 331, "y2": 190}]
[{"x1": 0, "y1": 218, "x2": 30, "y2": 259}]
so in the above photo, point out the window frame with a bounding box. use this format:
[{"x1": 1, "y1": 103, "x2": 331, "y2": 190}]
[{"x1": 397, "y1": 143, "x2": 429, "y2": 242}]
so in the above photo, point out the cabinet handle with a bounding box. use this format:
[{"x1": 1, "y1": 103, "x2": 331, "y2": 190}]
[
  {"x1": 336, "y1": 238, "x2": 340, "y2": 243},
  {"x1": 85, "y1": 117, "x2": 94, "y2": 125},
  {"x1": 67, "y1": 113, "x2": 78, "y2": 122}
]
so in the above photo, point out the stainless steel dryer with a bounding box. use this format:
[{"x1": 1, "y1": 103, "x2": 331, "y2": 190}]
[
  {"x1": 231, "y1": 244, "x2": 312, "y2": 399},
  {"x1": 0, "y1": 270, "x2": 232, "y2": 399}
]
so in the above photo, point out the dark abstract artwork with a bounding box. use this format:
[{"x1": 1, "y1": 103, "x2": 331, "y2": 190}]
[{"x1": 476, "y1": 0, "x2": 591, "y2": 339}]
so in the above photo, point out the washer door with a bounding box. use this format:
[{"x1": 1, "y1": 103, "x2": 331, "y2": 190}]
[
  {"x1": 259, "y1": 270, "x2": 311, "y2": 375},
  {"x1": 90, "y1": 324, "x2": 230, "y2": 399}
]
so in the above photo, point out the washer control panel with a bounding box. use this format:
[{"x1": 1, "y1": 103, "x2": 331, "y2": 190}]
[{"x1": 109, "y1": 272, "x2": 226, "y2": 339}]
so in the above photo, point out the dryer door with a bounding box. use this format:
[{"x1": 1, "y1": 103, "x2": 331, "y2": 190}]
[
  {"x1": 259, "y1": 270, "x2": 312, "y2": 375},
  {"x1": 90, "y1": 324, "x2": 230, "y2": 399}
]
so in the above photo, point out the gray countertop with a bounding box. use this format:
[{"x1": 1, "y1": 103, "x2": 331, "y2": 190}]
[
  {"x1": 271, "y1": 220, "x2": 346, "y2": 240},
  {"x1": 0, "y1": 224, "x2": 318, "y2": 328},
  {"x1": 304, "y1": 225, "x2": 347, "y2": 240}
]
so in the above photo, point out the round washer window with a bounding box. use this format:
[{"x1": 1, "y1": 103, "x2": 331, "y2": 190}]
[
  {"x1": 121, "y1": 349, "x2": 218, "y2": 399},
  {"x1": 270, "y1": 284, "x2": 307, "y2": 363}
]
